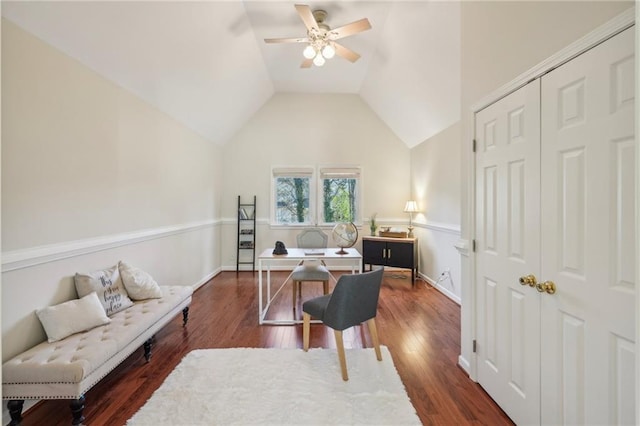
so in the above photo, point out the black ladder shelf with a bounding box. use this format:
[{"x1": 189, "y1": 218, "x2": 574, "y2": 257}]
[{"x1": 236, "y1": 195, "x2": 256, "y2": 273}]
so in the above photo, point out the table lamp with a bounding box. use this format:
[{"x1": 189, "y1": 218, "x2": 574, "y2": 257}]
[{"x1": 403, "y1": 200, "x2": 419, "y2": 237}]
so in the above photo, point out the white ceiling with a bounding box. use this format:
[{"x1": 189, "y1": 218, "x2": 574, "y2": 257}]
[{"x1": 2, "y1": 1, "x2": 461, "y2": 148}]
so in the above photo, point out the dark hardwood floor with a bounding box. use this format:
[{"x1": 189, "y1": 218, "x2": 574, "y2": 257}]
[{"x1": 18, "y1": 271, "x2": 513, "y2": 425}]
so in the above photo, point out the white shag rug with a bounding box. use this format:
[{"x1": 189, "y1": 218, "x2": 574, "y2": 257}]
[{"x1": 127, "y1": 346, "x2": 421, "y2": 425}]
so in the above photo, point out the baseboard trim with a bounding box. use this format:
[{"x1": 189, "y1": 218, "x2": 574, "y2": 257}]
[
  {"x1": 458, "y1": 355, "x2": 471, "y2": 376},
  {"x1": 192, "y1": 268, "x2": 222, "y2": 291},
  {"x1": 422, "y1": 273, "x2": 461, "y2": 305},
  {"x1": 2, "y1": 220, "x2": 219, "y2": 272}
]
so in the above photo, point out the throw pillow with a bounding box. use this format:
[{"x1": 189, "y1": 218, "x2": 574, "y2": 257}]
[
  {"x1": 118, "y1": 261, "x2": 162, "y2": 300},
  {"x1": 36, "y1": 292, "x2": 111, "y2": 343},
  {"x1": 75, "y1": 264, "x2": 134, "y2": 316}
]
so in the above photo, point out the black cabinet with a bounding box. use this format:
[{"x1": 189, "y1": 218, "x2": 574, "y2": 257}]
[
  {"x1": 362, "y1": 236, "x2": 418, "y2": 284},
  {"x1": 236, "y1": 195, "x2": 256, "y2": 273}
]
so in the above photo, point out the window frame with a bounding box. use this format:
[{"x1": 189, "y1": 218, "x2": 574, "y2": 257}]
[
  {"x1": 270, "y1": 166, "x2": 315, "y2": 227},
  {"x1": 270, "y1": 165, "x2": 362, "y2": 227},
  {"x1": 317, "y1": 166, "x2": 362, "y2": 227}
]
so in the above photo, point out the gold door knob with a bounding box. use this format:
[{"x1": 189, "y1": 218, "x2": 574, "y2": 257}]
[
  {"x1": 535, "y1": 281, "x2": 556, "y2": 294},
  {"x1": 519, "y1": 274, "x2": 537, "y2": 287}
]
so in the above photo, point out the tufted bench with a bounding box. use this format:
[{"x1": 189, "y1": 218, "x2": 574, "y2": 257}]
[{"x1": 2, "y1": 285, "x2": 193, "y2": 425}]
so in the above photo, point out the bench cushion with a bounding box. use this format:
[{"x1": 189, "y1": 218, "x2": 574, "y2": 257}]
[{"x1": 2, "y1": 285, "x2": 192, "y2": 400}]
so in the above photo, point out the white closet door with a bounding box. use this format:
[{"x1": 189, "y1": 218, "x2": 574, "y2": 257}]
[
  {"x1": 540, "y1": 26, "x2": 636, "y2": 425},
  {"x1": 474, "y1": 79, "x2": 541, "y2": 425}
]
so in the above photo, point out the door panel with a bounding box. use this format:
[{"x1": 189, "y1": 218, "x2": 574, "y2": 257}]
[
  {"x1": 475, "y1": 79, "x2": 541, "y2": 425},
  {"x1": 540, "y1": 26, "x2": 636, "y2": 425}
]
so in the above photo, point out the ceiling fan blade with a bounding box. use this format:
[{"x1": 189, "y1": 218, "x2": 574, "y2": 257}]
[
  {"x1": 295, "y1": 4, "x2": 319, "y2": 32},
  {"x1": 300, "y1": 58, "x2": 313, "y2": 68},
  {"x1": 333, "y1": 42, "x2": 361, "y2": 63},
  {"x1": 264, "y1": 37, "x2": 308, "y2": 44},
  {"x1": 328, "y1": 18, "x2": 372, "y2": 40}
]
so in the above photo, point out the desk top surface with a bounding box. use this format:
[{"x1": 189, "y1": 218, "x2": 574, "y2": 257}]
[{"x1": 258, "y1": 247, "x2": 361, "y2": 260}]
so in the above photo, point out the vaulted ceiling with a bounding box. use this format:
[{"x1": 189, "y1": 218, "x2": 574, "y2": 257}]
[{"x1": 2, "y1": 1, "x2": 461, "y2": 148}]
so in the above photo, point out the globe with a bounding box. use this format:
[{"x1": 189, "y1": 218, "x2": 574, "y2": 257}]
[{"x1": 332, "y1": 222, "x2": 358, "y2": 255}]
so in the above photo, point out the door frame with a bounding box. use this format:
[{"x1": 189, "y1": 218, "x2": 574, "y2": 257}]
[{"x1": 461, "y1": 8, "x2": 636, "y2": 383}]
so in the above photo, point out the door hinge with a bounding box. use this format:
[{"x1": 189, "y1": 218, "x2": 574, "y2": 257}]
[
  {"x1": 473, "y1": 339, "x2": 477, "y2": 353},
  {"x1": 472, "y1": 239, "x2": 476, "y2": 252},
  {"x1": 472, "y1": 139, "x2": 476, "y2": 152}
]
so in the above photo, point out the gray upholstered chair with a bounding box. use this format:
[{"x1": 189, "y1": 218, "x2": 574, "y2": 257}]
[
  {"x1": 302, "y1": 267, "x2": 384, "y2": 381},
  {"x1": 292, "y1": 228, "x2": 330, "y2": 310}
]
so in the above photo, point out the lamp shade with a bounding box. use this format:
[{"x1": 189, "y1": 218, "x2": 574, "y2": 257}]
[{"x1": 403, "y1": 200, "x2": 419, "y2": 213}]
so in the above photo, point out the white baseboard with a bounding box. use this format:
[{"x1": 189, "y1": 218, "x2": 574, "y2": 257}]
[
  {"x1": 458, "y1": 355, "x2": 471, "y2": 377},
  {"x1": 421, "y1": 273, "x2": 461, "y2": 305},
  {"x1": 192, "y1": 268, "x2": 221, "y2": 291}
]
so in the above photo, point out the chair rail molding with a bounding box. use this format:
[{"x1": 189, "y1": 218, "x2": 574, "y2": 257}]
[
  {"x1": 454, "y1": 239, "x2": 470, "y2": 257},
  {"x1": 414, "y1": 220, "x2": 461, "y2": 236},
  {"x1": 2, "y1": 219, "x2": 219, "y2": 272}
]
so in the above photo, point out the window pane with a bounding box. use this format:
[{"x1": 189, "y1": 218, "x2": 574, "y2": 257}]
[
  {"x1": 321, "y1": 178, "x2": 357, "y2": 223},
  {"x1": 275, "y1": 176, "x2": 310, "y2": 224}
]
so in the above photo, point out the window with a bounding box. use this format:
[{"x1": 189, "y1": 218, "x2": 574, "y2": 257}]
[
  {"x1": 272, "y1": 168, "x2": 313, "y2": 225},
  {"x1": 319, "y1": 167, "x2": 360, "y2": 225},
  {"x1": 271, "y1": 166, "x2": 361, "y2": 226}
]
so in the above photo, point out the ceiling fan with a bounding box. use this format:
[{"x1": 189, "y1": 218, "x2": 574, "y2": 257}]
[{"x1": 264, "y1": 4, "x2": 372, "y2": 68}]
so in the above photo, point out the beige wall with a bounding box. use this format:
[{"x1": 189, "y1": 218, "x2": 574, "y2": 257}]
[
  {"x1": 1, "y1": 20, "x2": 222, "y2": 360},
  {"x1": 410, "y1": 122, "x2": 461, "y2": 226},
  {"x1": 458, "y1": 1, "x2": 634, "y2": 374},
  {"x1": 220, "y1": 93, "x2": 411, "y2": 268},
  {"x1": 409, "y1": 122, "x2": 462, "y2": 300},
  {"x1": 2, "y1": 19, "x2": 220, "y2": 249}
]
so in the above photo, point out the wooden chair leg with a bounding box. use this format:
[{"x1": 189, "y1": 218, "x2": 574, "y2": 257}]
[
  {"x1": 303, "y1": 312, "x2": 311, "y2": 351},
  {"x1": 367, "y1": 318, "x2": 382, "y2": 361},
  {"x1": 333, "y1": 329, "x2": 348, "y2": 381}
]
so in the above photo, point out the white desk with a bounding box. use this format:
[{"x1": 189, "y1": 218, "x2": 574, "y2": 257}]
[{"x1": 257, "y1": 247, "x2": 362, "y2": 325}]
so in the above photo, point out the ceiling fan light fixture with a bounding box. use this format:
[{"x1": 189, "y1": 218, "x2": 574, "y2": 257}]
[
  {"x1": 321, "y1": 44, "x2": 335, "y2": 59},
  {"x1": 264, "y1": 4, "x2": 372, "y2": 68},
  {"x1": 313, "y1": 54, "x2": 326, "y2": 67},
  {"x1": 303, "y1": 45, "x2": 316, "y2": 59}
]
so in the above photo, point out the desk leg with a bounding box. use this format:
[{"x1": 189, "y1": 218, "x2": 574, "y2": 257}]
[
  {"x1": 258, "y1": 259, "x2": 263, "y2": 324},
  {"x1": 266, "y1": 263, "x2": 271, "y2": 306}
]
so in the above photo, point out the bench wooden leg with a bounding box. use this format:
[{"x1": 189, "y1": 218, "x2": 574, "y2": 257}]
[
  {"x1": 7, "y1": 400, "x2": 24, "y2": 425},
  {"x1": 70, "y1": 395, "x2": 85, "y2": 426},
  {"x1": 144, "y1": 338, "x2": 153, "y2": 362},
  {"x1": 182, "y1": 306, "x2": 189, "y2": 326}
]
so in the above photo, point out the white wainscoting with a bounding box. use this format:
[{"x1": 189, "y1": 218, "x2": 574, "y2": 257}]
[
  {"x1": 412, "y1": 220, "x2": 462, "y2": 304},
  {"x1": 2, "y1": 220, "x2": 221, "y2": 363}
]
